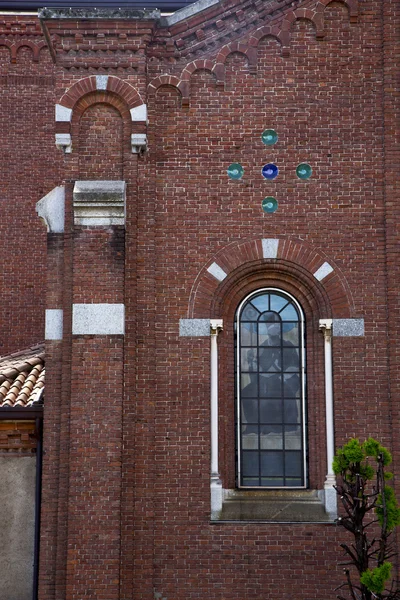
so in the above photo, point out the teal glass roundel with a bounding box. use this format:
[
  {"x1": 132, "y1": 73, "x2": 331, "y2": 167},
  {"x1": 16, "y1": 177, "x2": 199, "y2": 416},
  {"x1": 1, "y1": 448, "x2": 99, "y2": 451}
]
[
  {"x1": 262, "y1": 129, "x2": 278, "y2": 146},
  {"x1": 262, "y1": 197, "x2": 278, "y2": 213},
  {"x1": 296, "y1": 163, "x2": 312, "y2": 180},
  {"x1": 227, "y1": 163, "x2": 244, "y2": 180}
]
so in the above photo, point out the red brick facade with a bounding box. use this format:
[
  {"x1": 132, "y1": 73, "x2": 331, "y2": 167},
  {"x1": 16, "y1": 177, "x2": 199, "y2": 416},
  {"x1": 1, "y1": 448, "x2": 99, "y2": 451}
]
[{"x1": 0, "y1": 0, "x2": 399, "y2": 597}]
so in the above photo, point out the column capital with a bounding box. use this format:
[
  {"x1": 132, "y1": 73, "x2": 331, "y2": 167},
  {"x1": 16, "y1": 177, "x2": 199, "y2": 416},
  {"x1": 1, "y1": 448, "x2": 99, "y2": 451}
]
[
  {"x1": 319, "y1": 318, "x2": 333, "y2": 340},
  {"x1": 210, "y1": 319, "x2": 223, "y2": 335}
]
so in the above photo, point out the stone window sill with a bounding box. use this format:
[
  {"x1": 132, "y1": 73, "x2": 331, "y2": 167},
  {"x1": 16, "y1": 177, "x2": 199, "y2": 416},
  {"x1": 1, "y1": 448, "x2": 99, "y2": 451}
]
[{"x1": 212, "y1": 489, "x2": 336, "y2": 523}]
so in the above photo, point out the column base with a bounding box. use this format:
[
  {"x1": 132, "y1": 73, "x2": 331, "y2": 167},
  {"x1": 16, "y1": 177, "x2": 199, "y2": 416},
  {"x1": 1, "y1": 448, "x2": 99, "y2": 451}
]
[
  {"x1": 322, "y1": 475, "x2": 337, "y2": 518},
  {"x1": 210, "y1": 476, "x2": 223, "y2": 520}
]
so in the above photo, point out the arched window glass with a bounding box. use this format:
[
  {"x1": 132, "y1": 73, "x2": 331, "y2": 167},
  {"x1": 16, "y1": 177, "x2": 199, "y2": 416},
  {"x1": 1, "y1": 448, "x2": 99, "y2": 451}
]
[{"x1": 236, "y1": 289, "x2": 306, "y2": 488}]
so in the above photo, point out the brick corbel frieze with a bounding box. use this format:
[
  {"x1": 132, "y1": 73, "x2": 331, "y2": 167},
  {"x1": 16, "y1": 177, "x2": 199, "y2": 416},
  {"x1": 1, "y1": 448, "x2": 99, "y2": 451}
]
[
  {"x1": 148, "y1": 0, "x2": 358, "y2": 103},
  {"x1": 0, "y1": 16, "x2": 47, "y2": 64}
]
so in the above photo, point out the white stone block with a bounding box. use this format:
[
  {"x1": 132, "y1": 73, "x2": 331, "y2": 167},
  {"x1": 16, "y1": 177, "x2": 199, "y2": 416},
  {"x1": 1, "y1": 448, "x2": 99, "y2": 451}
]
[
  {"x1": 72, "y1": 304, "x2": 125, "y2": 335},
  {"x1": 36, "y1": 186, "x2": 65, "y2": 233},
  {"x1": 96, "y1": 75, "x2": 108, "y2": 90},
  {"x1": 207, "y1": 262, "x2": 227, "y2": 282},
  {"x1": 55, "y1": 104, "x2": 72, "y2": 122},
  {"x1": 262, "y1": 238, "x2": 279, "y2": 259},
  {"x1": 45, "y1": 309, "x2": 63, "y2": 340},
  {"x1": 313, "y1": 262, "x2": 334, "y2": 281},
  {"x1": 130, "y1": 104, "x2": 147, "y2": 122}
]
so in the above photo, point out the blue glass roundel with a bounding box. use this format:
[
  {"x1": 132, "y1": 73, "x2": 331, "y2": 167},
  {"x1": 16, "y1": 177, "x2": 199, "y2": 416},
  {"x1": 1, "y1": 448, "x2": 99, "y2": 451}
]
[
  {"x1": 262, "y1": 129, "x2": 278, "y2": 146},
  {"x1": 262, "y1": 163, "x2": 279, "y2": 180},
  {"x1": 262, "y1": 197, "x2": 278, "y2": 213},
  {"x1": 227, "y1": 163, "x2": 244, "y2": 180},
  {"x1": 296, "y1": 163, "x2": 312, "y2": 179}
]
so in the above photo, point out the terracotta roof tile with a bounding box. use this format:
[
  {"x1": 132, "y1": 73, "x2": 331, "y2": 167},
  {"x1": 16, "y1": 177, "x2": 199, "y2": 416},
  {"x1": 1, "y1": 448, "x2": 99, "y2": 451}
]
[{"x1": 0, "y1": 344, "x2": 45, "y2": 408}]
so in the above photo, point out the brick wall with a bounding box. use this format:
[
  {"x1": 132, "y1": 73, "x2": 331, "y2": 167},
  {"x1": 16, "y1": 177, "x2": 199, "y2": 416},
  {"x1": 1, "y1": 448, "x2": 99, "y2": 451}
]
[{"x1": 1, "y1": 0, "x2": 398, "y2": 598}]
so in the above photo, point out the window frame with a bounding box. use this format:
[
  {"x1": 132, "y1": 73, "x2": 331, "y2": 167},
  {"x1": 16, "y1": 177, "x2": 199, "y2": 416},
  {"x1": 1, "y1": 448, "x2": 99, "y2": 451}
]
[{"x1": 235, "y1": 287, "x2": 307, "y2": 490}]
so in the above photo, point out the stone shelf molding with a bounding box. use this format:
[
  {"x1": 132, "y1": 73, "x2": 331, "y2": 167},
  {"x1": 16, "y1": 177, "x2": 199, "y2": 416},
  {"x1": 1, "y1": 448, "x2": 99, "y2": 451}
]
[{"x1": 73, "y1": 180, "x2": 126, "y2": 227}]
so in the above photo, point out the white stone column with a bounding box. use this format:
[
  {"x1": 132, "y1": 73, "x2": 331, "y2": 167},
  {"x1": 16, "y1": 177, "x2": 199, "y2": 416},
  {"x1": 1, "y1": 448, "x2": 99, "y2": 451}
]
[
  {"x1": 319, "y1": 319, "x2": 337, "y2": 517},
  {"x1": 210, "y1": 319, "x2": 223, "y2": 519}
]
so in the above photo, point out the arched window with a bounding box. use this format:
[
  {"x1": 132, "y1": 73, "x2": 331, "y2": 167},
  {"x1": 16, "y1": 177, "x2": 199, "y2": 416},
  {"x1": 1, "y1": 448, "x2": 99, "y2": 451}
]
[{"x1": 236, "y1": 289, "x2": 306, "y2": 488}]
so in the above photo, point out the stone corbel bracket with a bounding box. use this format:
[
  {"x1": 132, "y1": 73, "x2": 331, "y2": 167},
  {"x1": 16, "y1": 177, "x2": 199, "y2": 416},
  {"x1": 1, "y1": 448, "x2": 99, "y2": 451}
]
[{"x1": 73, "y1": 180, "x2": 126, "y2": 226}]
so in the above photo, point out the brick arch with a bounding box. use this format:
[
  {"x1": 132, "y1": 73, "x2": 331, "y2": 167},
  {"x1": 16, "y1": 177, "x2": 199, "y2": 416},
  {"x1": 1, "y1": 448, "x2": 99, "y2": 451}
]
[
  {"x1": 71, "y1": 90, "x2": 131, "y2": 124},
  {"x1": 181, "y1": 59, "x2": 215, "y2": 82},
  {"x1": 188, "y1": 238, "x2": 354, "y2": 319},
  {"x1": 14, "y1": 41, "x2": 41, "y2": 63},
  {"x1": 148, "y1": 73, "x2": 188, "y2": 106},
  {"x1": 0, "y1": 41, "x2": 12, "y2": 63},
  {"x1": 317, "y1": 0, "x2": 358, "y2": 19},
  {"x1": 282, "y1": 9, "x2": 325, "y2": 40},
  {"x1": 216, "y1": 42, "x2": 257, "y2": 71},
  {"x1": 69, "y1": 90, "x2": 132, "y2": 156},
  {"x1": 58, "y1": 75, "x2": 143, "y2": 112}
]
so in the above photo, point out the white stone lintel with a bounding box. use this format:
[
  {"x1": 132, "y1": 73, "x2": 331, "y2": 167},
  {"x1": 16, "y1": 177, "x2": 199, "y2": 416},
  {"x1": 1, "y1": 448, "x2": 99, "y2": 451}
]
[
  {"x1": 72, "y1": 303, "x2": 125, "y2": 335},
  {"x1": 55, "y1": 104, "x2": 72, "y2": 122},
  {"x1": 130, "y1": 104, "x2": 147, "y2": 122},
  {"x1": 73, "y1": 180, "x2": 126, "y2": 226},
  {"x1": 45, "y1": 309, "x2": 63, "y2": 340},
  {"x1": 207, "y1": 262, "x2": 227, "y2": 282},
  {"x1": 262, "y1": 238, "x2": 279, "y2": 259},
  {"x1": 36, "y1": 186, "x2": 65, "y2": 233}
]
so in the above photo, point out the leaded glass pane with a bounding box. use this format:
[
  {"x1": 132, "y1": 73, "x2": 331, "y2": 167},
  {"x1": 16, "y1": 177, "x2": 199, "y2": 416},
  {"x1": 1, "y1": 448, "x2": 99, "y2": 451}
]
[
  {"x1": 242, "y1": 425, "x2": 259, "y2": 449},
  {"x1": 242, "y1": 398, "x2": 258, "y2": 423},
  {"x1": 260, "y1": 399, "x2": 282, "y2": 423},
  {"x1": 283, "y1": 348, "x2": 299, "y2": 372},
  {"x1": 242, "y1": 452, "x2": 259, "y2": 476},
  {"x1": 241, "y1": 373, "x2": 258, "y2": 397},
  {"x1": 282, "y1": 323, "x2": 299, "y2": 346},
  {"x1": 241, "y1": 348, "x2": 258, "y2": 371},
  {"x1": 283, "y1": 373, "x2": 300, "y2": 397},
  {"x1": 285, "y1": 426, "x2": 302, "y2": 450},
  {"x1": 280, "y1": 304, "x2": 298, "y2": 321},
  {"x1": 284, "y1": 399, "x2": 300, "y2": 424},
  {"x1": 285, "y1": 452, "x2": 302, "y2": 477},
  {"x1": 251, "y1": 295, "x2": 269, "y2": 312},
  {"x1": 259, "y1": 322, "x2": 281, "y2": 345},
  {"x1": 259, "y1": 311, "x2": 280, "y2": 322},
  {"x1": 261, "y1": 452, "x2": 283, "y2": 476},
  {"x1": 259, "y1": 348, "x2": 281, "y2": 372},
  {"x1": 270, "y1": 294, "x2": 288, "y2": 312},
  {"x1": 260, "y1": 428, "x2": 283, "y2": 450},
  {"x1": 242, "y1": 304, "x2": 259, "y2": 321},
  {"x1": 260, "y1": 373, "x2": 282, "y2": 398},
  {"x1": 241, "y1": 322, "x2": 257, "y2": 345}
]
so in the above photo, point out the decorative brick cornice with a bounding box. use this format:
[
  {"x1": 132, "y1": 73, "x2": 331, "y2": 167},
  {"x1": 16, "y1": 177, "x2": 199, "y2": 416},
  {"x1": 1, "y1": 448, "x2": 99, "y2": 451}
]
[{"x1": 40, "y1": 9, "x2": 158, "y2": 71}]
